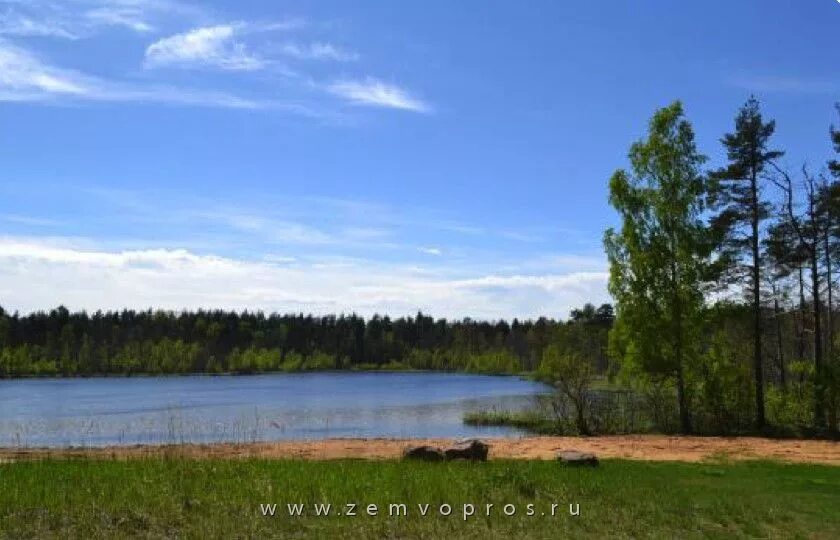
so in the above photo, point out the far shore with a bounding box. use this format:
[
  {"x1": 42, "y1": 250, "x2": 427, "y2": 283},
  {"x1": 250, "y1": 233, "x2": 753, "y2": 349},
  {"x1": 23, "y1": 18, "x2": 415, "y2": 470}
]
[
  {"x1": 2, "y1": 435, "x2": 839, "y2": 465},
  {"x1": 0, "y1": 368, "x2": 539, "y2": 381}
]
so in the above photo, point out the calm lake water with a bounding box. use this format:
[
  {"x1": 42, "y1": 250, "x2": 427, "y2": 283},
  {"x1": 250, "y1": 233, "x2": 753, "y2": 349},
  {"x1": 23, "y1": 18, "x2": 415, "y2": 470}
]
[{"x1": 0, "y1": 372, "x2": 551, "y2": 447}]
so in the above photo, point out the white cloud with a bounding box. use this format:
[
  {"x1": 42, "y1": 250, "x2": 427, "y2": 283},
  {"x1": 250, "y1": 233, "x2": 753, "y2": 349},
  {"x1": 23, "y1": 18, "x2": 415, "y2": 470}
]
[
  {"x1": 145, "y1": 24, "x2": 263, "y2": 71},
  {"x1": 280, "y1": 42, "x2": 358, "y2": 62},
  {"x1": 328, "y1": 78, "x2": 430, "y2": 112},
  {"x1": 0, "y1": 40, "x2": 323, "y2": 113},
  {"x1": 85, "y1": 6, "x2": 154, "y2": 33},
  {"x1": 418, "y1": 247, "x2": 442, "y2": 256},
  {"x1": 0, "y1": 238, "x2": 609, "y2": 319},
  {"x1": 222, "y1": 213, "x2": 334, "y2": 245},
  {"x1": 0, "y1": 42, "x2": 90, "y2": 96},
  {"x1": 0, "y1": 5, "x2": 428, "y2": 119},
  {"x1": 0, "y1": 0, "x2": 200, "y2": 38},
  {"x1": 0, "y1": 13, "x2": 80, "y2": 39}
]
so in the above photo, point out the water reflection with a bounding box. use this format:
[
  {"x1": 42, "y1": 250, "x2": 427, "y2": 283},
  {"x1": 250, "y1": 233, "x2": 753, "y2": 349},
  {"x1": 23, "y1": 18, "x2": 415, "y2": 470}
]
[{"x1": 0, "y1": 372, "x2": 550, "y2": 447}]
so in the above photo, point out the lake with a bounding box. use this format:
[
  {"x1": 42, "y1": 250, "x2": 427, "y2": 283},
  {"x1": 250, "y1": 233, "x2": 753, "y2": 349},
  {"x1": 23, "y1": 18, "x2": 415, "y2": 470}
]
[{"x1": 0, "y1": 372, "x2": 551, "y2": 447}]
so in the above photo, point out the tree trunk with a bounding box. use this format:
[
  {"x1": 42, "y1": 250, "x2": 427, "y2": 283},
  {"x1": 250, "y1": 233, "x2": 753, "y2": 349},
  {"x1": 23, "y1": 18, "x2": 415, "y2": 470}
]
[
  {"x1": 773, "y1": 287, "x2": 786, "y2": 389},
  {"x1": 798, "y1": 266, "x2": 807, "y2": 361},
  {"x1": 675, "y1": 360, "x2": 691, "y2": 434},
  {"x1": 670, "y1": 256, "x2": 692, "y2": 435},
  {"x1": 826, "y1": 230, "x2": 838, "y2": 432},
  {"x1": 573, "y1": 398, "x2": 590, "y2": 436},
  {"x1": 825, "y1": 230, "x2": 834, "y2": 361},
  {"x1": 750, "y1": 173, "x2": 765, "y2": 429},
  {"x1": 811, "y1": 247, "x2": 826, "y2": 428},
  {"x1": 674, "y1": 291, "x2": 692, "y2": 434}
]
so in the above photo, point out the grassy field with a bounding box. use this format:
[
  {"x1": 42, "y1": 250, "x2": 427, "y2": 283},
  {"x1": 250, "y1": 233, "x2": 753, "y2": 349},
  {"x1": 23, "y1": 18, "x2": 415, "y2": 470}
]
[{"x1": 1, "y1": 458, "x2": 839, "y2": 539}]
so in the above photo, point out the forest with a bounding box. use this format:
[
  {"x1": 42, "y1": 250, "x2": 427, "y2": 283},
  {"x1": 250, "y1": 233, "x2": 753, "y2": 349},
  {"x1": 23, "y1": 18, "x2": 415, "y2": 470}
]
[
  {"x1": 602, "y1": 98, "x2": 840, "y2": 436},
  {"x1": 2, "y1": 97, "x2": 839, "y2": 437},
  {"x1": 0, "y1": 303, "x2": 613, "y2": 377}
]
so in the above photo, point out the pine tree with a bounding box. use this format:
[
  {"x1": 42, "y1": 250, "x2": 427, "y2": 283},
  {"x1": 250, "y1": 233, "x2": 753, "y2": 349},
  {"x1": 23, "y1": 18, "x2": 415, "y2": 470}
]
[
  {"x1": 773, "y1": 165, "x2": 829, "y2": 428},
  {"x1": 709, "y1": 97, "x2": 783, "y2": 430},
  {"x1": 830, "y1": 103, "x2": 840, "y2": 178}
]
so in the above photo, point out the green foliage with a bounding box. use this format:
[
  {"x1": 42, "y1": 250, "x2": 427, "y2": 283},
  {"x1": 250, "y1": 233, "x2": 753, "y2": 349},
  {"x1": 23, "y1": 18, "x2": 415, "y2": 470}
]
[
  {"x1": 538, "y1": 345, "x2": 594, "y2": 434},
  {"x1": 830, "y1": 103, "x2": 840, "y2": 178},
  {"x1": 690, "y1": 330, "x2": 754, "y2": 434},
  {"x1": 0, "y1": 307, "x2": 612, "y2": 377},
  {"x1": 463, "y1": 409, "x2": 564, "y2": 434},
  {"x1": 766, "y1": 361, "x2": 816, "y2": 429},
  {"x1": 464, "y1": 350, "x2": 521, "y2": 374},
  {"x1": 277, "y1": 351, "x2": 303, "y2": 371},
  {"x1": 604, "y1": 101, "x2": 710, "y2": 433},
  {"x1": 708, "y1": 97, "x2": 783, "y2": 429},
  {"x1": 228, "y1": 347, "x2": 283, "y2": 374},
  {"x1": 302, "y1": 351, "x2": 339, "y2": 371}
]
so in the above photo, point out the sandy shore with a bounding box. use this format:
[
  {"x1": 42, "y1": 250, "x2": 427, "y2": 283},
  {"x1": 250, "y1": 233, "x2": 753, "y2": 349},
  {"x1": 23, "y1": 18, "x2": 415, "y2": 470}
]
[{"x1": 1, "y1": 435, "x2": 839, "y2": 465}]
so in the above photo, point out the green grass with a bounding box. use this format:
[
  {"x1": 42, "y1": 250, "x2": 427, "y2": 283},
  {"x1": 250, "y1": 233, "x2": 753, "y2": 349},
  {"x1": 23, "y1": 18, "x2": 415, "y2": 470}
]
[
  {"x1": 463, "y1": 410, "x2": 562, "y2": 434},
  {"x1": 1, "y1": 458, "x2": 839, "y2": 539}
]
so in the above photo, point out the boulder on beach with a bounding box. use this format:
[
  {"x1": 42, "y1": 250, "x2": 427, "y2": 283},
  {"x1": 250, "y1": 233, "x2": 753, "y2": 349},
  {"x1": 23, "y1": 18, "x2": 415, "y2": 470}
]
[
  {"x1": 403, "y1": 445, "x2": 445, "y2": 462},
  {"x1": 444, "y1": 439, "x2": 489, "y2": 461},
  {"x1": 556, "y1": 450, "x2": 599, "y2": 466}
]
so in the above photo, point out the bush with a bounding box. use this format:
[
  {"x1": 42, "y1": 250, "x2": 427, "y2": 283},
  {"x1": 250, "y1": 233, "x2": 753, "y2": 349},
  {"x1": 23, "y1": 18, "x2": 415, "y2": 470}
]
[
  {"x1": 689, "y1": 330, "x2": 754, "y2": 434},
  {"x1": 538, "y1": 345, "x2": 595, "y2": 434},
  {"x1": 766, "y1": 361, "x2": 815, "y2": 429}
]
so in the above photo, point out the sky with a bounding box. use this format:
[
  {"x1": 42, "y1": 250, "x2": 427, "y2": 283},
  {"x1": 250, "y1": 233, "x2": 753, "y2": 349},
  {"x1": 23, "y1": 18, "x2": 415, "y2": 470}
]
[{"x1": 0, "y1": 0, "x2": 839, "y2": 320}]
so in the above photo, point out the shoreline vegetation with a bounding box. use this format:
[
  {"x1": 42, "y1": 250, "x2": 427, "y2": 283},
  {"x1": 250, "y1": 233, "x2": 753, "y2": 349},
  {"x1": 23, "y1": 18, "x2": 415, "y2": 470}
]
[
  {"x1": 464, "y1": 410, "x2": 561, "y2": 435},
  {"x1": 0, "y1": 365, "x2": 537, "y2": 380},
  {"x1": 1, "y1": 455, "x2": 839, "y2": 538},
  {"x1": 0, "y1": 305, "x2": 612, "y2": 379},
  {"x1": 461, "y1": 408, "x2": 840, "y2": 440}
]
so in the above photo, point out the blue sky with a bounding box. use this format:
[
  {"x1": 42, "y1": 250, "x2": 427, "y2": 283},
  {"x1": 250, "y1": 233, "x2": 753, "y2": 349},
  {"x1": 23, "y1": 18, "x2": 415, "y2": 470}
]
[{"x1": 0, "y1": 0, "x2": 839, "y2": 319}]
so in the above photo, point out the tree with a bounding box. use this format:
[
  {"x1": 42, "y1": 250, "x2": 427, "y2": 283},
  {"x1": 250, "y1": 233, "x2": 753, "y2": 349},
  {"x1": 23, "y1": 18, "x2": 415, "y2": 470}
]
[
  {"x1": 539, "y1": 345, "x2": 594, "y2": 435},
  {"x1": 604, "y1": 101, "x2": 710, "y2": 434},
  {"x1": 570, "y1": 303, "x2": 615, "y2": 327},
  {"x1": 764, "y1": 220, "x2": 808, "y2": 388},
  {"x1": 823, "y1": 106, "x2": 840, "y2": 431},
  {"x1": 773, "y1": 165, "x2": 829, "y2": 428},
  {"x1": 594, "y1": 304, "x2": 616, "y2": 326},
  {"x1": 569, "y1": 303, "x2": 596, "y2": 324},
  {"x1": 709, "y1": 97, "x2": 783, "y2": 429},
  {"x1": 830, "y1": 103, "x2": 840, "y2": 178}
]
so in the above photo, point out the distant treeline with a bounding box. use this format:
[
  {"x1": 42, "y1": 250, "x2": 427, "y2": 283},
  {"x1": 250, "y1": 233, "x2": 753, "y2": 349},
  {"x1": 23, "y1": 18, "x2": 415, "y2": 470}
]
[{"x1": 0, "y1": 304, "x2": 614, "y2": 377}]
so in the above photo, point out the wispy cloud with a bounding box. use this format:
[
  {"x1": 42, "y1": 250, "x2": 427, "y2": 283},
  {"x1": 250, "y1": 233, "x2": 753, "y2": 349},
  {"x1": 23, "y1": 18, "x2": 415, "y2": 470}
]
[
  {"x1": 0, "y1": 42, "x2": 90, "y2": 96},
  {"x1": 280, "y1": 42, "x2": 358, "y2": 62},
  {"x1": 0, "y1": 12, "x2": 80, "y2": 39},
  {"x1": 418, "y1": 247, "x2": 442, "y2": 256},
  {"x1": 143, "y1": 20, "x2": 316, "y2": 72},
  {"x1": 145, "y1": 24, "x2": 263, "y2": 71},
  {"x1": 328, "y1": 77, "x2": 430, "y2": 112},
  {"x1": 85, "y1": 5, "x2": 155, "y2": 33},
  {"x1": 219, "y1": 212, "x2": 335, "y2": 245},
  {"x1": 0, "y1": 4, "x2": 431, "y2": 118},
  {"x1": 0, "y1": 40, "x2": 324, "y2": 113},
  {"x1": 0, "y1": 0, "x2": 201, "y2": 38}
]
